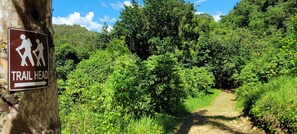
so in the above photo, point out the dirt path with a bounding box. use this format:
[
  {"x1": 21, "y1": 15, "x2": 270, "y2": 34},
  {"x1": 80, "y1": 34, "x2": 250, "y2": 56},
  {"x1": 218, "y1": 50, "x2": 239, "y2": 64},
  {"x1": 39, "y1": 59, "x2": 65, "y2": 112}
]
[{"x1": 175, "y1": 91, "x2": 264, "y2": 134}]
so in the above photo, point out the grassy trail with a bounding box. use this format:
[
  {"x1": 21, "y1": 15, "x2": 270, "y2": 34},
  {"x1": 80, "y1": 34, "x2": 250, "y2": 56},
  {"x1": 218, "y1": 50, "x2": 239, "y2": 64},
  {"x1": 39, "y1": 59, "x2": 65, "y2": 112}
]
[{"x1": 174, "y1": 91, "x2": 264, "y2": 134}]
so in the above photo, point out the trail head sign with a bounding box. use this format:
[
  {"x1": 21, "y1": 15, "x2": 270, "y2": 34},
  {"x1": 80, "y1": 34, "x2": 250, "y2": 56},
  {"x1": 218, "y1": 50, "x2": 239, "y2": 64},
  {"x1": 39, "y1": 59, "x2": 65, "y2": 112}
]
[{"x1": 8, "y1": 28, "x2": 49, "y2": 91}]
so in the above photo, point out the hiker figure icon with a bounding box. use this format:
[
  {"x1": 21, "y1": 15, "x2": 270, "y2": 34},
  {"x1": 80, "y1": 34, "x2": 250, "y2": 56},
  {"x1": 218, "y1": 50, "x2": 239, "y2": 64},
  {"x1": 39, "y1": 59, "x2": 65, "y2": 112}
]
[
  {"x1": 16, "y1": 34, "x2": 35, "y2": 66},
  {"x1": 33, "y1": 39, "x2": 46, "y2": 66}
]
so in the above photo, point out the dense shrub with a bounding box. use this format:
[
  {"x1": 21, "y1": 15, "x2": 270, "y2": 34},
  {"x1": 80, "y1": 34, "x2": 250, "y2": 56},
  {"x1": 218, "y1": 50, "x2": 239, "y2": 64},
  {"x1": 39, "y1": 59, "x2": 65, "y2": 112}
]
[
  {"x1": 59, "y1": 39, "x2": 134, "y2": 133},
  {"x1": 190, "y1": 28, "x2": 266, "y2": 88},
  {"x1": 179, "y1": 67, "x2": 214, "y2": 97},
  {"x1": 60, "y1": 54, "x2": 148, "y2": 133},
  {"x1": 234, "y1": 49, "x2": 297, "y2": 85},
  {"x1": 65, "y1": 38, "x2": 130, "y2": 91},
  {"x1": 105, "y1": 54, "x2": 153, "y2": 118},
  {"x1": 236, "y1": 76, "x2": 297, "y2": 133},
  {"x1": 59, "y1": 84, "x2": 123, "y2": 133},
  {"x1": 234, "y1": 15, "x2": 297, "y2": 133},
  {"x1": 143, "y1": 53, "x2": 186, "y2": 114}
]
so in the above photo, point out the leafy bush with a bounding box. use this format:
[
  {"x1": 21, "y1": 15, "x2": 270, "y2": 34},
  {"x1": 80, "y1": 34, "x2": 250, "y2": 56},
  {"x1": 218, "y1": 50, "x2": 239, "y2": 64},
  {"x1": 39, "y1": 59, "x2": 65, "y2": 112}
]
[
  {"x1": 192, "y1": 28, "x2": 266, "y2": 88},
  {"x1": 65, "y1": 38, "x2": 130, "y2": 91},
  {"x1": 236, "y1": 76, "x2": 297, "y2": 133},
  {"x1": 55, "y1": 43, "x2": 89, "y2": 80},
  {"x1": 235, "y1": 15, "x2": 297, "y2": 86},
  {"x1": 179, "y1": 66, "x2": 214, "y2": 97},
  {"x1": 59, "y1": 39, "x2": 134, "y2": 133},
  {"x1": 235, "y1": 49, "x2": 297, "y2": 85},
  {"x1": 59, "y1": 51, "x2": 193, "y2": 132},
  {"x1": 143, "y1": 53, "x2": 186, "y2": 114},
  {"x1": 59, "y1": 84, "x2": 123, "y2": 133},
  {"x1": 105, "y1": 52, "x2": 192, "y2": 117},
  {"x1": 60, "y1": 55, "x2": 143, "y2": 133},
  {"x1": 105, "y1": 54, "x2": 153, "y2": 118}
]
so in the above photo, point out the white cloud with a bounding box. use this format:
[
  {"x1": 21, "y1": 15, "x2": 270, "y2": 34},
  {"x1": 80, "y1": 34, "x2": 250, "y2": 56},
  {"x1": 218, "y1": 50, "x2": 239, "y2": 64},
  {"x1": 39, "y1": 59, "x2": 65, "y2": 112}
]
[
  {"x1": 197, "y1": 0, "x2": 207, "y2": 3},
  {"x1": 110, "y1": 2, "x2": 123, "y2": 10},
  {"x1": 195, "y1": 0, "x2": 207, "y2": 5},
  {"x1": 101, "y1": 3, "x2": 108, "y2": 8},
  {"x1": 123, "y1": 1, "x2": 132, "y2": 6},
  {"x1": 212, "y1": 11, "x2": 224, "y2": 22},
  {"x1": 195, "y1": 11, "x2": 204, "y2": 15},
  {"x1": 100, "y1": 15, "x2": 116, "y2": 23},
  {"x1": 52, "y1": 12, "x2": 102, "y2": 31},
  {"x1": 110, "y1": 1, "x2": 132, "y2": 10},
  {"x1": 107, "y1": 25, "x2": 113, "y2": 32},
  {"x1": 195, "y1": 11, "x2": 224, "y2": 22}
]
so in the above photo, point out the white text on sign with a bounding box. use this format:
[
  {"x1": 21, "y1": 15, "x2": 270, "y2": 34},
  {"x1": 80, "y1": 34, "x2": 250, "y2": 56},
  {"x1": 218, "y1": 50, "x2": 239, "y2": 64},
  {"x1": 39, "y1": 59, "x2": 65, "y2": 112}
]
[{"x1": 11, "y1": 71, "x2": 48, "y2": 81}]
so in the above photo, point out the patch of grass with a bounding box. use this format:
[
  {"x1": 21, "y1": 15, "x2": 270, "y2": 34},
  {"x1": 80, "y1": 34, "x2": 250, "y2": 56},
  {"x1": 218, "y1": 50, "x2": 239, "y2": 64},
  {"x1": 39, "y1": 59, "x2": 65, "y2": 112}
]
[
  {"x1": 126, "y1": 116, "x2": 165, "y2": 134},
  {"x1": 183, "y1": 89, "x2": 221, "y2": 112},
  {"x1": 155, "y1": 114, "x2": 178, "y2": 133},
  {"x1": 125, "y1": 90, "x2": 221, "y2": 134}
]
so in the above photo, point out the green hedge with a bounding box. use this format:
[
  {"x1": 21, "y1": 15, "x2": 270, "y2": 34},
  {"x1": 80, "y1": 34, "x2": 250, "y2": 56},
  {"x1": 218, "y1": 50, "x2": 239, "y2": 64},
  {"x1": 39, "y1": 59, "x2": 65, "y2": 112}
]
[
  {"x1": 179, "y1": 66, "x2": 214, "y2": 97},
  {"x1": 236, "y1": 76, "x2": 297, "y2": 133}
]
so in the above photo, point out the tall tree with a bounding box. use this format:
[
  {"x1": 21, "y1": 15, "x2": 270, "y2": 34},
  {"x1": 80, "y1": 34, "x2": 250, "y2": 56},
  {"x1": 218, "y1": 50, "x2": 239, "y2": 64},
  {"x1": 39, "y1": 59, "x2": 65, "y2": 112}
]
[
  {"x1": 221, "y1": 0, "x2": 297, "y2": 35},
  {"x1": 114, "y1": 0, "x2": 195, "y2": 60},
  {"x1": 0, "y1": 0, "x2": 60, "y2": 133}
]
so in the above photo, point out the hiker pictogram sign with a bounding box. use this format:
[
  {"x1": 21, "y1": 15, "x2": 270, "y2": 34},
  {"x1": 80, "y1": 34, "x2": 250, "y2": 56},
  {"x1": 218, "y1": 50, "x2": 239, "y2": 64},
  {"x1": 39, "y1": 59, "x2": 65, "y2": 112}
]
[{"x1": 8, "y1": 28, "x2": 49, "y2": 91}]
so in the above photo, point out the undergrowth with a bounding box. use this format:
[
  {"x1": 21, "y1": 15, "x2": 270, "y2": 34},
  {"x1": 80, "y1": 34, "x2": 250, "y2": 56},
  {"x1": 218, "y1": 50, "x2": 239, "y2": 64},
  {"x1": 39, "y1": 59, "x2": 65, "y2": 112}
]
[{"x1": 236, "y1": 76, "x2": 297, "y2": 133}]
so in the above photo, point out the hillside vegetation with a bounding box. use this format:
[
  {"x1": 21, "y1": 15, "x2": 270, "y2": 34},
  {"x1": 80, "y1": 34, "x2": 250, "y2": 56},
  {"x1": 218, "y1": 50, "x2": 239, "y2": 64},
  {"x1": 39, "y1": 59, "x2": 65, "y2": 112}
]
[{"x1": 54, "y1": 0, "x2": 297, "y2": 133}]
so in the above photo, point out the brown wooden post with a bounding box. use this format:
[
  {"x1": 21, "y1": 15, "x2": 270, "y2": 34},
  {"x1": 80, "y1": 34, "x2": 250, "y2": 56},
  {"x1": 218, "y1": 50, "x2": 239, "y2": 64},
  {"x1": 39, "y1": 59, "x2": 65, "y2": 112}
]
[{"x1": 0, "y1": 0, "x2": 60, "y2": 133}]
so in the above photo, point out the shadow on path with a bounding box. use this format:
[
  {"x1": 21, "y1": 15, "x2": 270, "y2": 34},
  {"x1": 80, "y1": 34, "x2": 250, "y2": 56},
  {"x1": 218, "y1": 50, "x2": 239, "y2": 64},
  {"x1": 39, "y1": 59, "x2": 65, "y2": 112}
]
[
  {"x1": 175, "y1": 110, "x2": 244, "y2": 134},
  {"x1": 174, "y1": 91, "x2": 264, "y2": 134}
]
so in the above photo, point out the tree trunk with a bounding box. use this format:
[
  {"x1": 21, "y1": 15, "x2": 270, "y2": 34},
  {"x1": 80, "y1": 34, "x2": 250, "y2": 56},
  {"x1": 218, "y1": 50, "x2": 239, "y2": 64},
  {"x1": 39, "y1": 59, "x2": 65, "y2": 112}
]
[{"x1": 0, "y1": 0, "x2": 60, "y2": 133}]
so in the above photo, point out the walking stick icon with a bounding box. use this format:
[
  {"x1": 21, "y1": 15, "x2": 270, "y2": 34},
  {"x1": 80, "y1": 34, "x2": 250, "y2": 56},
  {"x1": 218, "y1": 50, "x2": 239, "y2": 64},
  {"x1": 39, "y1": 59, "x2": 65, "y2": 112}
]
[{"x1": 15, "y1": 34, "x2": 35, "y2": 66}]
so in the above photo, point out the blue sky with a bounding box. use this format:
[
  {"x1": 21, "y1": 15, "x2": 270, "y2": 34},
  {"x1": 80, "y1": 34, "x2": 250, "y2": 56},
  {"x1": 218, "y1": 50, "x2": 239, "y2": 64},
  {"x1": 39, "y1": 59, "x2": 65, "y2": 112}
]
[{"x1": 52, "y1": 0, "x2": 240, "y2": 32}]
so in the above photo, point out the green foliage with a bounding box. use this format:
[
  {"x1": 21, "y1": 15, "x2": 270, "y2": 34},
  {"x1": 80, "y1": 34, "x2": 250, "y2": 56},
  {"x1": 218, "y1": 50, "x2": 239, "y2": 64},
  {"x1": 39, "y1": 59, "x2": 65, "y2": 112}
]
[
  {"x1": 235, "y1": 17, "x2": 297, "y2": 85},
  {"x1": 55, "y1": 0, "x2": 297, "y2": 133},
  {"x1": 54, "y1": 25, "x2": 100, "y2": 80},
  {"x1": 114, "y1": 0, "x2": 195, "y2": 59},
  {"x1": 236, "y1": 82, "x2": 263, "y2": 112},
  {"x1": 179, "y1": 67, "x2": 214, "y2": 97},
  {"x1": 221, "y1": 0, "x2": 297, "y2": 35},
  {"x1": 234, "y1": 15, "x2": 297, "y2": 133},
  {"x1": 193, "y1": 27, "x2": 265, "y2": 88},
  {"x1": 125, "y1": 89, "x2": 221, "y2": 134},
  {"x1": 55, "y1": 43, "x2": 87, "y2": 80},
  {"x1": 60, "y1": 83, "x2": 127, "y2": 133},
  {"x1": 59, "y1": 44, "x2": 215, "y2": 133},
  {"x1": 143, "y1": 53, "x2": 186, "y2": 114},
  {"x1": 54, "y1": 25, "x2": 100, "y2": 51},
  {"x1": 66, "y1": 38, "x2": 130, "y2": 91},
  {"x1": 235, "y1": 49, "x2": 297, "y2": 85},
  {"x1": 105, "y1": 54, "x2": 153, "y2": 118},
  {"x1": 177, "y1": 14, "x2": 216, "y2": 67},
  {"x1": 236, "y1": 76, "x2": 297, "y2": 133},
  {"x1": 59, "y1": 39, "x2": 134, "y2": 133}
]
